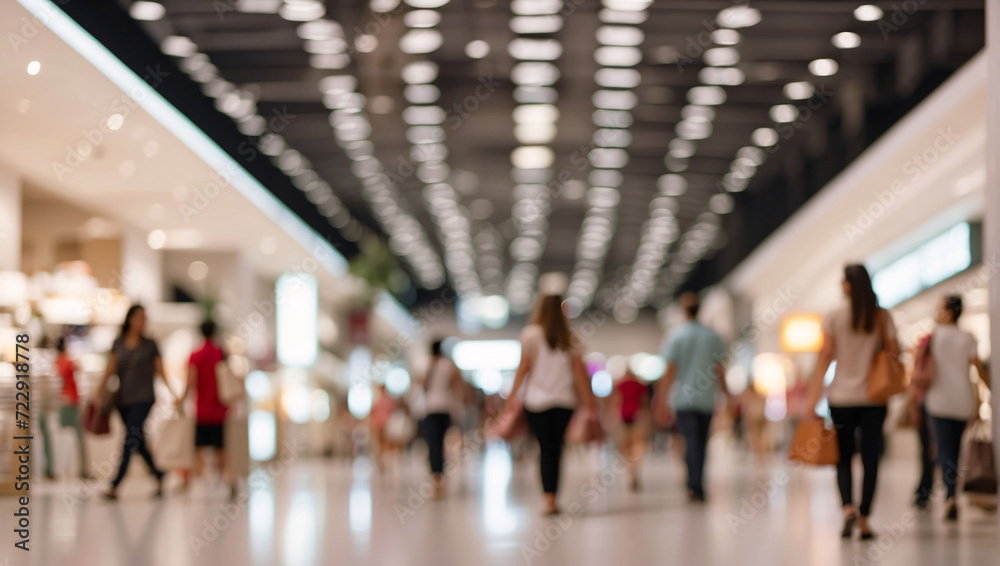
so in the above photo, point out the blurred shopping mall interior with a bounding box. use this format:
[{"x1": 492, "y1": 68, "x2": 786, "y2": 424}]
[{"x1": 0, "y1": 0, "x2": 999, "y2": 564}]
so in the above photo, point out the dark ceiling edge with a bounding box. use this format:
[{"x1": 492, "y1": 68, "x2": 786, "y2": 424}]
[{"x1": 58, "y1": 0, "x2": 365, "y2": 262}]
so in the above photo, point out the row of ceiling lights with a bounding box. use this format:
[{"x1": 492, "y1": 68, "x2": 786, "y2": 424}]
[
  {"x1": 621, "y1": 3, "x2": 886, "y2": 309},
  {"x1": 564, "y1": 0, "x2": 652, "y2": 316},
  {"x1": 132, "y1": 0, "x2": 447, "y2": 286},
  {"x1": 396, "y1": 0, "x2": 484, "y2": 299},
  {"x1": 504, "y1": 0, "x2": 568, "y2": 315}
]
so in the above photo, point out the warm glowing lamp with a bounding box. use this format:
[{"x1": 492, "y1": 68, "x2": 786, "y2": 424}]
[{"x1": 781, "y1": 314, "x2": 823, "y2": 352}]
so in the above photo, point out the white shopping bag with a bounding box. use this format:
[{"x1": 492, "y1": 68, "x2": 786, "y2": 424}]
[{"x1": 155, "y1": 413, "x2": 196, "y2": 470}]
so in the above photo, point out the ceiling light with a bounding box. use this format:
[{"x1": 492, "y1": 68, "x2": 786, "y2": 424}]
[
  {"x1": 737, "y1": 146, "x2": 766, "y2": 166},
  {"x1": 808, "y1": 58, "x2": 839, "y2": 76},
  {"x1": 311, "y1": 53, "x2": 350, "y2": 69},
  {"x1": 510, "y1": 15, "x2": 564, "y2": 34},
  {"x1": 400, "y1": 29, "x2": 443, "y2": 54},
  {"x1": 188, "y1": 261, "x2": 209, "y2": 281},
  {"x1": 596, "y1": 25, "x2": 645, "y2": 46},
  {"x1": 699, "y1": 67, "x2": 744, "y2": 85},
  {"x1": 592, "y1": 90, "x2": 638, "y2": 110},
  {"x1": 402, "y1": 105, "x2": 446, "y2": 125},
  {"x1": 297, "y1": 19, "x2": 343, "y2": 40},
  {"x1": 404, "y1": 9, "x2": 441, "y2": 28},
  {"x1": 587, "y1": 187, "x2": 621, "y2": 208},
  {"x1": 681, "y1": 105, "x2": 715, "y2": 122},
  {"x1": 508, "y1": 38, "x2": 563, "y2": 61},
  {"x1": 355, "y1": 34, "x2": 378, "y2": 53},
  {"x1": 687, "y1": 86, "x2": 726, "y2": 105},
  {"x1": 599, "y1": 8, "x2": 648, "y2": 24},
  {"x1": 716, "y1": 5, "x2": 762, "y2": 28},
  {"x1": 853, "y1": 4, "x2": 883, "y2": 21},
  {"x1": 603, "y1": 0, "x2": 652, "y2": 11},
  {"x1": 594, "y1": 46, "x2": 643, "y2": 67},
  {"x1": 319, "y1": 75, "x2": 357, "y2": 94},
  {"x1": 513, "y1": 104, "x2": 559, "y2": 124},
  {"x1": 594, "y1": 68, "x2": 641, "y2": 88},
  {"x1": 589, "y1": 148, "x2": 629, "y2": 169},
  {"x1": 592, "y1": 109, "x2": 633, "y2": 128},
  {"x1": 147, "y1": 230, "x2": 167, "y2": 249},
  {"x1": 665, "y1": 155, "x2": 689, "y2": 172},
  {"x1": 709, "y1": 193, "x2": 734, "y2": 214},
  {"x1": 731, "y1": 157, "x2": 757, "y2": 177},
  {"x1": 402, "y1": 61, "x2": 439, "y2": 84},
  {"x1": 675, "y1": 120, "x2": 712, "y2": 140},
  {"x1": 511, "y1": 0, "x2": 561, "y2": 15},
  {"x1": 404, "y1": 0, "x2": 449, "y2": 7},
  {"x1": 751, "y1": 127, "x2": 778, "y2": 147},
  {"x1": 712, "y1": 29, "x2": 741, "y2": 45},
  {"x1": 130, "y1": 1, "x2": 166, "y2": 20},
  {"x1": 106, "y1": 113, "x2": 125, "y2": 131},
  {"x1": 161, "y1": 36, "x2": 198, "y2": 57},
  {"x1": 280, "y1": 0, "x2": 325, "y2": 22},
  {"x1": 511, "y1": 62, "x2": 560, "y2": 86},
  {"x1": 722, "y1": 172, "x2": 750, "y2": 192},
  {"x1": 769, "y1": 104, "x2": 799, "y2": 123},
  {"x1": 515, "y1": 123, "x2": 557, "y2": 144},
  {"x1": 466, "y1": 40, "x2": 490, "y2": 59},
  {"x1": 668, "y1": 138, "x2": 696, "y2": 158},
  {"x1": 511, "y1": 146, "x2": 555, "y2": 169},
  {"x1": 783, "y1": 81, "x2": 814, "y2": 100},
  {"x1": 832, "y1": 31, "x2": 861, "y2": 49},
  {"x1": 404, "y1": 84, "x2": 440, "y2": 104},
  {"x1": 703, "y1": 47, "x2": 740, "y2": 66}
]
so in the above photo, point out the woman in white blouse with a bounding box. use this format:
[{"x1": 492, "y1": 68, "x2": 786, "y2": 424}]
[
  {"x1": 921, "y1": 295, "x2": 991, "y2": 520},
  {"x1": 504, "y1": 294, "x2": 596, "y2": 515}
]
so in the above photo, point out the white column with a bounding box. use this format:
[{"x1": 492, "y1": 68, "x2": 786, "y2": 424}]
[
  {"x1": 986, "y1": 0, "x2": 1000, "y2": 479},
  {"x1": 0, "y1": 165, "x2": 21, "y2": 271}
]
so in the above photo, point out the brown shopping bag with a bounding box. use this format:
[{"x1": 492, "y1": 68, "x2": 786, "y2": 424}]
[
  {"x1": 788, "y1": 419, "x2": 839, "y2": 466},
  {"x1": 566, "y1": 406, "x2": 606, "y2": 444},
  {"x1": 154, "y1": 413, "x2": 196, "y2": 470},
  {"x1": 961, "y1": 418, "x2": 997, "y2": 494},
  {"x1": 225, "y1": 415, "x2": 250, "y2": 476}
]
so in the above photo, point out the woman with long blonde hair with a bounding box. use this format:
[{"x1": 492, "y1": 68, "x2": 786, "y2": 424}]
[{"x1": 504, "y1": 294, "x2": 596, "y2": 515}]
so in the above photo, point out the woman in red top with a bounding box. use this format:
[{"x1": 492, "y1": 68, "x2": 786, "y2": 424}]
[
  {"x1": 56, "y1": 337, "x2": 90, "y2": 478},
  {"x1": 177, "y1": 320, "x2": 237, "y2": 498},
  {"x1": 613, "y1": 369, "x2": 650, "y2": 491}
]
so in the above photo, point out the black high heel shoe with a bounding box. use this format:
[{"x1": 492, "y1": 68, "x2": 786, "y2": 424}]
[{"x1": 841, "y1": 512, "x2": 858, "y2": 538}]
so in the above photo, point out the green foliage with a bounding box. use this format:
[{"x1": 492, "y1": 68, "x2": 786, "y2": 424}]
[{"x1": 349, "y1": 238, "x2": 402, "y2": 305}]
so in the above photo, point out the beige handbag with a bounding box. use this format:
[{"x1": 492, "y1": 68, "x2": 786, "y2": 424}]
[
  {"x1": 155, "y1": 412, "x2": 196, "y2": 470},
  {"x1": 867, "y1": 310, "x2": 905, "y2": 403},
  {"x1": 215, "y1": 357, "x2": 245, "y2": 407}
]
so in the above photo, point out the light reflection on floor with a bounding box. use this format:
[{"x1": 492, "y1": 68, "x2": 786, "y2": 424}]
[{"x1": 1, "y1": 441, "x2": 996, "y2": 566}]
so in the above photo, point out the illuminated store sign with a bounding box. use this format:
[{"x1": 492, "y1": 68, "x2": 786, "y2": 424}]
[
  {"x1": 872, "y1": 222, "x2": 974, "y2": 308},
  {"x1": 276, "y1": 273, "x2": 318, "y2": 367}
]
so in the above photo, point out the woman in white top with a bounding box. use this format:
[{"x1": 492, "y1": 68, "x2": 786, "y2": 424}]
[
  {"x1": 420, "y1": 340, "x2": 464, "y2": 497},
  {"x1": 805, "y1": 264, "x2": 900, "y2": 540},
  {"x1": 505, "y1": 294, "x2": 596, "y2": 515},
  {"x1": 922, "y1": 295, "x2": 991, "y2": 520}
]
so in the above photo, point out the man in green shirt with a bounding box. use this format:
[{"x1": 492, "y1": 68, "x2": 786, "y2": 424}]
[{"x1": 654, "y1": 292, "x2": 730, "y2": 502}]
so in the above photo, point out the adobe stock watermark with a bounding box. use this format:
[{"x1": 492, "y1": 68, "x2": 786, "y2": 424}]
[
  {"x1": 188, "y1": 439, "x2": 305, "y2": 556},
  {"x1": 50, "y1": 66, "x2": 170, "y2": 181},
  {"x1": 520, "y1": 451, "x2": 634, "y2": 565},
  {"x1": 842, "y1": 127, "x2": 960, "y2": 243},
  {"x1": 876, "y1": 0, "x2": 931, "y2": 40},
  {"x1": 672, "y1": 0, "x2": 753, "y2": 72}
]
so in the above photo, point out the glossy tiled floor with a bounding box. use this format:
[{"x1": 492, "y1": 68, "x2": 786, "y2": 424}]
[{"x1": 3, "y1": 439, "x2": 996, "y2": 566}]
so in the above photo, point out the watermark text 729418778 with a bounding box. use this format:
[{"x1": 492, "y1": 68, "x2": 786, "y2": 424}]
[{"x1": 13, "y1": 333, "x2": 32, "y2": 551}]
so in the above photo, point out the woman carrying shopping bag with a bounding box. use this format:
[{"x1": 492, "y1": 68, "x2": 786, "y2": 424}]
[
  {"x1": 804, "y1": 265, "x2": 900, "y2": 540},
  {"x1": 94, "y1": 304, "x2": 173, "y2": 500},
  {"x1": 914, "y1": 295, "x2": 991, "y2": 520},
  {"x1": 175, "y1": 319, "x2": 240, "y2": 500},
  {"x1": 502, "y1": 294, "x2": 597, "y2": 516},
  {"x1": 419, "y1": 339, "x2": 464, "y2": 499}
]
